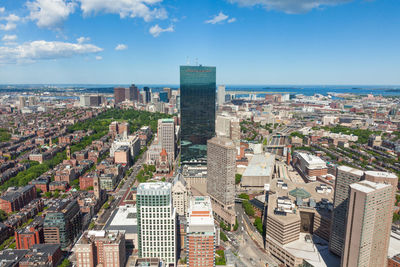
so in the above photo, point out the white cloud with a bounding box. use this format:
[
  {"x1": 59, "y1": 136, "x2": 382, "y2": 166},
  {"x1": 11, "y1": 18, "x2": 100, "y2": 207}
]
[
  {"x1": 115, "y1": 44, "x2": 128, "y2": 51},
  {"x1": 0, "y1": 40, "x2": 103, "y2": 64},
  {"x1": 229, "y1": 0, "x2": 353, "y2": 14},
  {"x1": 27, "y1": 0, "x2": 76, "y2": 28},
  {"x1": 205, "y1": 12, "x2": 236, "y2": 24},
  {"x1": 95, "y1": 55, "x2": 102, "y2": 60},
  {"x1": 78, "y1": 0, "x2": 167, "y2": 22},
  {"x1": 2, "y1": 34, "x2": 17, "y2": 42},
  {"x1": 0, "y1": 7, "x2": 5, "y2": 13},
  {"x1": 149, "y1": 24, "x2": 173, "y2": 37},
  {"x1": 0, "y1": 22, "x2": 16, "y2": 31},
  {"x1": 205, "y1": 12, "x2": 228, "y2": 24},
  {"x1": 77, "y1": 36, "x2": 90, "y2": 43},
  {"x1": 0, "y1": 14, "x2": 21, "y2": 31}
]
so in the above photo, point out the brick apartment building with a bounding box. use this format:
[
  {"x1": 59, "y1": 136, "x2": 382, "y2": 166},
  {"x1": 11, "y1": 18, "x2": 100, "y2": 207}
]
[{"x1": 0, "y1": 185, "x2": 36, "y2": 213}]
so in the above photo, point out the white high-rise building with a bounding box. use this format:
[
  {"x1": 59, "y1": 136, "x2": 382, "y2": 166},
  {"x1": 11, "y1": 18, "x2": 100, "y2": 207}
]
[
  {"x1": 137, "y1": 182, "x2": 176, "y2": 266},
  {"x1": 217, "y1": 85, "x2": 226, "y2": 107},
  {"x1": 158, "y1": 118, "x2": 176, "y2": 161}
]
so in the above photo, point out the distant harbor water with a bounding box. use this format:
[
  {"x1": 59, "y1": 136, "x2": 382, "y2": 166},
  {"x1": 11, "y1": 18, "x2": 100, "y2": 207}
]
[{"x1": 1, "y1": 84, "x2": 400, "y2": 96}]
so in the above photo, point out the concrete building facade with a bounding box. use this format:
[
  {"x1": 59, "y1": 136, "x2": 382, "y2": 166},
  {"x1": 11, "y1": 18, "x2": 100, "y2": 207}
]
[
  {"x1": 206, "y1": 137, "x2": 236, "y2": 228},
  {"x1": 342, "y1": 181, "x2": 393, "y2": 267}
]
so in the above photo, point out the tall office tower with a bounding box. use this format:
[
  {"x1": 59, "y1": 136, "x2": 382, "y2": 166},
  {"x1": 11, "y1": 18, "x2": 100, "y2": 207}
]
[
  {"x1": 158, "y1": 118, "x2": 176, "y2": 161},
  {"x1": 180, "y1": 65, "x2": 216, "y2": 163},
  {"x1": 342, "y1": 180, "x2": 393, "y2": 267},
  {"x1": 137, "y1": 182, "x2": 176, "y2": 266},
  {"x1": 44, "y1": 199, "x2": 82, "y2": 249},
  {"x1": 187, "y1": 196, "x2": 216, "y2": 267},
  {"x1": 159, "y1": 91, "x2": 169, "y2": 103},
  {"x1": 125, "y1": 87, "x2": 133, "y2": 101},
  {"x1": 114, "y1": 87, "x2": 126, "y2": 104},
  {"x1": 164, "y1": 87, "x2": 172, "y2": 99},
  {"x1": 129, "y1": 84, "x2": 139, "y2": 101},
  {"x1": 75, "y1": 230, "x2": 126, "y2": 267},
  {"x1": 28, "y1": 96, "x2": 38, "y2": 106},
  {"x1": 172, "y1": 173, "x2": 188, "y2": 216},
  {"x1": 144, "y1": 87, "x2": 151, "y2": 103},
  {"x1": 140, "y1": 91, "x2": 147, "y2": 104},
  {"x1": 19, "y1": 96, "x2": 26, "y2": 109},
  {"x1": 206, "y1": 136, "x2": 236, "y2": 228},
  {"x1": 329, "y1": 166, "x2": 364, "y2": 256},
  {"x1": 217, "y1": 85, "x2": 226, "y2": 107},
  {"x1": 215, "y1": 115, "x2": 240, "y2": 147}
]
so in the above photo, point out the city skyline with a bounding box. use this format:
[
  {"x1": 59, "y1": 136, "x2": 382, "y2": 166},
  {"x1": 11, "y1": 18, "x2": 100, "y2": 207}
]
[{"x1": 0, "y1": 0, "x2": 400, "y2": 85}]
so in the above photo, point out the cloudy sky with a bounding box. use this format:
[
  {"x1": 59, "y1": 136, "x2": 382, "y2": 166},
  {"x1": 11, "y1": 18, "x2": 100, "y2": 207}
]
[{"x1": 0, "y1": 0, "x2": 399, "y2": 85}]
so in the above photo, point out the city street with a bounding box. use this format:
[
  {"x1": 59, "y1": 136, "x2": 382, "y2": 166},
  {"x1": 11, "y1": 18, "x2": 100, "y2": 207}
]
[{"x1": 222, "y1": 204, "x2": 279, "y2": 267}]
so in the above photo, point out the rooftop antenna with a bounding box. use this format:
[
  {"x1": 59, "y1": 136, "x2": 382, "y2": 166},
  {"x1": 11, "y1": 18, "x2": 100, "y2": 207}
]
[{"x1": 186, "y1": 56, "x2": 190, "y2": 65}]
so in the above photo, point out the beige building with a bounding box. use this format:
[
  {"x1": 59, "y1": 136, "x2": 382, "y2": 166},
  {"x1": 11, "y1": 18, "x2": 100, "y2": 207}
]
[
  {"x1": 215, "y1": 114, "x2": 240, "y2": 147},
  {"x1": 342, "y1": 181, "x2": 393, "y2": 267},
  {"x1": 75, "y1": 230, "x2": 126, "y2": 267},
  {"x1": 158, "y1": 118, "x2": 176, "y2": 161},
  {"x1": 207, "y1": 136, "x2": 236, "y2": 228},
  {"x1": 330, "y1": 166, "x2": 364, "y2": 257},
  {"x1": 242, "y1": 153, "x2": 275, "y2": 188},
  {"x1": 172, "y1": 173, "x2": 189, "y2": 217}
]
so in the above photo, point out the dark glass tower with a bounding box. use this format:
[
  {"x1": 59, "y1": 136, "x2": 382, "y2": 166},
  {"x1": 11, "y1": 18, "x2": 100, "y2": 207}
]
[{"x1": 180, "y1": 65, "x2": 216, "y2": 163}]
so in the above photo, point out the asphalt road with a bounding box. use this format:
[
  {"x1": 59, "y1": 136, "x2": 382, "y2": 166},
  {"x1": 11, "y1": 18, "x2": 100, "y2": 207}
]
[{"x1": 223, "y1": 204, "x2": 278, "y2": 267}]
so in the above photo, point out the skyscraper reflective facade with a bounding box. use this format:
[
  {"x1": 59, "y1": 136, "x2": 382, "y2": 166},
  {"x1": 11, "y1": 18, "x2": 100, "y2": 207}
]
[{"x1": 180, "y1": 65, "x2": 216, "y2": 163}]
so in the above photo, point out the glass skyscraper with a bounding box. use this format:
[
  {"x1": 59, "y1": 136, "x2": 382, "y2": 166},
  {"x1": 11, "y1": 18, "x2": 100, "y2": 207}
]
[{"x1": 180, "y1": 65, "x2": 216, "y2": 163}]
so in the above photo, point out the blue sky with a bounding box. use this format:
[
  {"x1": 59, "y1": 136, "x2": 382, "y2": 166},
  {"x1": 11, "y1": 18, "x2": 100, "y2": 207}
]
[{"x1": 0, "y1": 0, "x2": 399, "y2": 85}]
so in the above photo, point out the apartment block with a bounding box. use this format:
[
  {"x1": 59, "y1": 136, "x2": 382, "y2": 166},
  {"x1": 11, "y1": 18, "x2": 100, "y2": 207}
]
[
  {"x1": 187, "y1": 196, "x2": 216, "y2": 267},
  {"x1": 342, "y1": 181, "x2": 393, "y2": 267}
]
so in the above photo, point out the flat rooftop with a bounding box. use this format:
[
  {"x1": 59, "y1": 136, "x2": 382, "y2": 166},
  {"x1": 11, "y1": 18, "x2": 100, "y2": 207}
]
[
  {"x1": 105, "y1": 205, "x2": 137, "y2": 234},
  {"x1": 337, "y1": 165, "x2": 364, "y2": 176},
  {"x1": 389, "y1": 231, "x2": 400, "y2": 257},
  {"x1": 283, "y1": 233, "x2": 340, "y2": 267},
  {"x1": 365, "y1": 170, "x2": 398, "y2": 180},
  {"x1": 243, "y1": 153, "x2": 275, "y2": 177},
  {"x1": 350, "y1": 180, "x2": 391, "y2": 193},
  {"x1": 137, "y1": 182, "x2": 171, "y2": 195}
]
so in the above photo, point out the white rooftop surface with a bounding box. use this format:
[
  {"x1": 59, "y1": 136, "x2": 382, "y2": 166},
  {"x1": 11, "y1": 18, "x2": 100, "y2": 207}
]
[
  {"x1": 188, "y1": 197, "x2": 214, "y2": 226},
  {"x1": 350, "y1": 180, "x2": 390, "y2": 193},
  {"x1": 109, "y1": 205, "x2": 137, "y2": 226},
  {"x1": 137, "y1": 182, "x2": 171, "y2": 194},
  {"x1": 283, "y1": 234, "x2": 340, "y2": 267},
  {"x1": 297, "y1": 152, "x2": 326, "y2": 166},
  {"x1": 338, "y1": 165, "x2": 364, "y2": 176},
  {"x1": 243, "y1": 153, "x2": 275, "y2": 177},
  {"x1": 365, "y1": 170, "x2": 398, "y2": 180},
  {"x1": 389, "y1": 231, "x2": 400, "y2": 257}
]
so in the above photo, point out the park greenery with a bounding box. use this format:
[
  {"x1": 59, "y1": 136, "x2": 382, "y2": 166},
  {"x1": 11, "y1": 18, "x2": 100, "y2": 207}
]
[
  {"x1": 238, "y1": 193, "x2": 249, "y2": 200},
  {"x1": 254, "y1": 217, "x2": 264, "y2": 235},
  {"x1": 220, "y1": 231, "x2": 228, "y2": 242},
  {"x1": 136, "y1": 164, "x2": 156, "y2": 183},
  {"x1": 233, "y1": 218, "x2": 239, "y2": 231},
  {"x1": 290, "y1": 131, "x2": 305, "y2": 139},
  {"x1": 215, "y1": 250, "x2": 226, "y2": 265},
  {"x1": 0, "y1": 128, "x2": 11, "y2": 142},
  {"x1": 0, "y1": 108, "x2": 168, "y2": 192},
  {"x1": 220, "y1": 221, "x2": 230, "y2": 231},
  {"x1": 242, "y1": 200, "x2": 255, "y2": 217},
  {"x1": 58, "y1": 259, "x2": 71, "y2": 267},
  {"x1": 235, "y1": 173, "x2": 242, "y2": 185},
  {"x1": 0, "y1": 210, "x2": 7, "y2": 222},
  {"x1": 322, "y1": 125, "x2": 381, "y2": 144}
]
